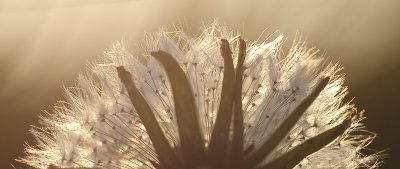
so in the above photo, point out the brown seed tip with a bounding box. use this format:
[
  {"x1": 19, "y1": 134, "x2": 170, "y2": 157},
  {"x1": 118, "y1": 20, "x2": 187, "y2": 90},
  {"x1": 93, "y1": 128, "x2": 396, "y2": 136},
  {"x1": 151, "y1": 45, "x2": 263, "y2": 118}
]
[
  {"x1": 311, "y1": 76, "x2": 330, "y2": 96},
  {"x1": 220, "y1": 39, "x2": 232, "y2": 58},
  {"x1": 150, "y1": 50, "x2": 162, "y2": 57}
]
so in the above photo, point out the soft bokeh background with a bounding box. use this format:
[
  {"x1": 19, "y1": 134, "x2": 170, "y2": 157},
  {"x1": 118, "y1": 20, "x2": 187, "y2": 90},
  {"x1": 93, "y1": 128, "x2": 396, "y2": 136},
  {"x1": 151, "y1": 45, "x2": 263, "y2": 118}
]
[{"x1": 1, "y1": 0, "x2": 399, "y2": 168}]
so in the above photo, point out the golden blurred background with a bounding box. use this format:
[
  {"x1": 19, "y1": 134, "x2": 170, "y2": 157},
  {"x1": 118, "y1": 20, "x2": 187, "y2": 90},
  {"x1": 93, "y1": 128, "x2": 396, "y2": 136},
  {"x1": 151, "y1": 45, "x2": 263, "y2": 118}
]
[{"x1": 0, "y1": 0, "x2": 399, "y2": 168}]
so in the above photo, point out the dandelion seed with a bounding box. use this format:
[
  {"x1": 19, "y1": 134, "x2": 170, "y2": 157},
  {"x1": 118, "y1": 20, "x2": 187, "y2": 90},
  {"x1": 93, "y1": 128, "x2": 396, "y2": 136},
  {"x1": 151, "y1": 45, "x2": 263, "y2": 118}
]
[{"x1": 20, "y1": 22, "x2": 381, "y2": 169}]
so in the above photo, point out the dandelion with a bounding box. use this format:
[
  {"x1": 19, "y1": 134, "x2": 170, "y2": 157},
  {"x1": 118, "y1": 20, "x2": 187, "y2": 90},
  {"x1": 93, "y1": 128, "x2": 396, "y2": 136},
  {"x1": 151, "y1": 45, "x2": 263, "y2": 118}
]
[{"x1": 20, "y1": 22, "x2": 380, "y2": 169}]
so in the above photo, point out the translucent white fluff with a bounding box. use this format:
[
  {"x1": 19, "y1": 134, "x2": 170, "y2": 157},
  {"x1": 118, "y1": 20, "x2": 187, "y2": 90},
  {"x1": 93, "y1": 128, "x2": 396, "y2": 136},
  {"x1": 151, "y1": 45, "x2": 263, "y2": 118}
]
[{"x1": 21, "y1": 22, "x2": 380, "y2": 169}]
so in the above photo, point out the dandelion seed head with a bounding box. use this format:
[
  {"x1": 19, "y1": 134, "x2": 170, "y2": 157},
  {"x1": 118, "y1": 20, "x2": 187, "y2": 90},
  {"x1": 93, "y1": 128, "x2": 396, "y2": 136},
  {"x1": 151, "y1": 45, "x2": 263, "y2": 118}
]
[{"x1": 20, "y1": 22, "x2": 381, "y2": 169}]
